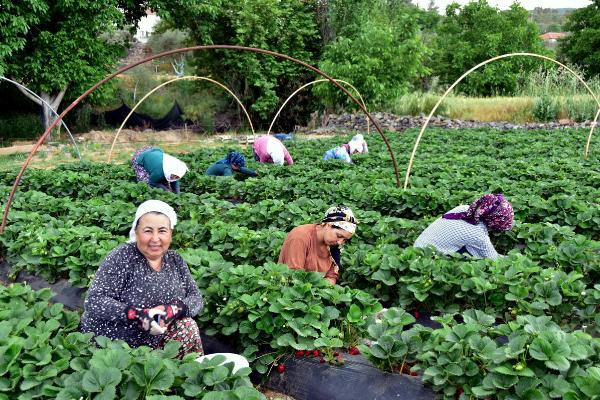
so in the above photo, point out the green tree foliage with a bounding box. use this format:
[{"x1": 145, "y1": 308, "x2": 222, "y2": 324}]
[
  {"x1": 313, "y1": 0, "x2": 429, "y2": 109},
  {"x1": 0, "y1": 0, "x2": 49, "y2": 75},
  {"x1": 155, "y1": 0, "x2": 321, "y2": 122},
  {"x1": 529, "y1": 7, "x2": 574, "y2": 33},
  {"x1": 147, "y1": 26, "x2": 189, "y2": 76},
  {"x1": 434, "y1": 0, "x2": 549, "y2": 96},
  {"x1": 2, "y1": 0, "x2": 147, "y2": 130},
  {"x1": 559, "y1": 0, "x2": 600, "y2": 77}
]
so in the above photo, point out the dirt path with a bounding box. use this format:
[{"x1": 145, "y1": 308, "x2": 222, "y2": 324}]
[
  {"x1": 0, "y1": 129, "x2": 340, "y2": 168},
  {"x1": 0, "y1": 144, "x2": 35, "y2": 155}
]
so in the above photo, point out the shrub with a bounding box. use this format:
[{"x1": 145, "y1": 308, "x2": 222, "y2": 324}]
[
  {"x1": 565, "y1": 96, "x2": 598, "y2": 122},
  {"x1": 0, "y1": 113, "x2": 43, "y2": 141},
  {"x1": 533, "y1": 95, "x2": 560, "y2": 122}
]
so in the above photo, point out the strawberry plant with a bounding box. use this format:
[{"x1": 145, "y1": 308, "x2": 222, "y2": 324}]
[{"x1": 0, "y1": 283, "x2": 265, "y2": 400}]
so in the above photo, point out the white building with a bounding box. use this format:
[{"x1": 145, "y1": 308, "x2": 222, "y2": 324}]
[{"x1": 134, "y1": 10, "x2": 160, "y2": 43}]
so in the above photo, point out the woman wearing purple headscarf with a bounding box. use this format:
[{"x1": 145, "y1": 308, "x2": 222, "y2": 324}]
[{"x1": 414, "y1": 194, "x2": 514, "y2": 260}]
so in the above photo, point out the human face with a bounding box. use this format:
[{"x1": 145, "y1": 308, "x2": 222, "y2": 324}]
[
  {"x1": 169, "y1": 174, "x2": 180, "y2": 181},
  {"x1": 322, "y1": 224, "x2": 353, "y2": 246},
  {"x1": 135, "y1": 213, "x2": 172, "y2": 261}
]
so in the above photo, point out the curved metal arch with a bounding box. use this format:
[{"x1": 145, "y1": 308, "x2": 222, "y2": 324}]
[
  {"x1": 266, "y1": 78, "x2": 370, "y2": 136},
  {"x1": 1, "y1": 77, "x2": 81, "y2": 160},
  {"x1": 404, "y1": 52, "x2": 600, "y2": 189},
  {"x1": 2, "y1": 45, "x2": 398, "y2": 232},
  {"x1": 107, "y1": 76, "x2": 255, "y2": 162}
]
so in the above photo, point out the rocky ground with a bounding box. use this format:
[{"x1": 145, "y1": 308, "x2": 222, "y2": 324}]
[{"x1": 310, "y1": 112, "x2": 597, "y2": 133}]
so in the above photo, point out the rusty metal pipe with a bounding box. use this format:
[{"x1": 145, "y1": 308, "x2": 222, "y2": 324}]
[{"x1": 1, "y1": 45, "x2": 400, "y2": 233}]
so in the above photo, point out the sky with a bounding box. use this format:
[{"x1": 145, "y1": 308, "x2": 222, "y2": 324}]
[{"x1": 412, "y1": 0, "x2": 593, "y2": 11}]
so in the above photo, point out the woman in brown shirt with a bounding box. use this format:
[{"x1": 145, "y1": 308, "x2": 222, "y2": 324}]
[{"x1": 278, "y1": 206, "x2": 358, "y2": 284}]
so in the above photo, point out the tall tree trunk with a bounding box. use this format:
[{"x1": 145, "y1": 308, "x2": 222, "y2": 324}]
[{"x1": 40, "y1": 88, "x2": 68, "y2": 132}]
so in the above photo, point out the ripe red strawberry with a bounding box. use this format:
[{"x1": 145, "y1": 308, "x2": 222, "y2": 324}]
[
  {"x1": 348, "y1": 346, "x2": 360, "y2": 355},
  {"x1": 333, "y1": 351, "x2": 339, "y2": 357},
  {"x1": 413, "y1": 310, "x2": 421, "y2": 319},
  {"x1": 313, "y1": 350, "x2": 320, "y2": 357},
  {"x1": 457, "y1": 387, "x2": 464, "y2": 396},
  {"x1": 295, "y1": 350, "x2": 305, "y2": 357},
  {"x1": 305, "y1": 349, "x2": 312, "y2": 356},
  {"x1": 277, "y1": 364, "x2": 285, "y2": 373},
  {"x1": 410, "y1": 372, "x2": 418, "y2": 376},
  {"x1": 319, "y1": 358, "x2": 326, "y2": 363}
]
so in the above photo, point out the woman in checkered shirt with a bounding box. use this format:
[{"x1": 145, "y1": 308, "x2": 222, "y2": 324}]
[{"x1": 414, "y1": 193, "x2": 514, "y2": 260}]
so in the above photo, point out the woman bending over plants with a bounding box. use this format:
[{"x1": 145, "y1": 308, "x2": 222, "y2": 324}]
[
  {"x1": 278, "y1": 206, "x2": 357, "y2": 285},
  {"x1": 414, "y1": 193, "x2": 514, "y2": 260},
  {"x1": 131, "y1": 147, "x2": 188, "y2": 193},
  {"x1": 252, "y1": 135, "x2": 294, "y2": 165},
  {"x1": 323, "y1": 144, "x2": 353, "y2": 164},
  {"x1": 347, "y1": 133, "x2": 368, "y2": 154},
  {"x1": 205, "y1": 151, "x2": 257, "y2": 177},
  {"x1": 80, "y1": 200, "x2": 204, "y2": 358}
]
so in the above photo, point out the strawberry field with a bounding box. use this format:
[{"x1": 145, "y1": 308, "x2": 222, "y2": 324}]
[{"x1": 0, "y1": 127, "x2": 599, "y2": 399}]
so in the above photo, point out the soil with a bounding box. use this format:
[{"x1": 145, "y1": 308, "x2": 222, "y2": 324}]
[
  {"x1": 260, "y1": 388, "x2": 296, "y2": 400},
  {"x1": 0, "y1": 144, "x2": 36, "y2": 155}
]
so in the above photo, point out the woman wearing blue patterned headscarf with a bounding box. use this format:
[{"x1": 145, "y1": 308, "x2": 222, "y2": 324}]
[{"x1": 205, "y1": 151, "x2": 257, "y2": 177}]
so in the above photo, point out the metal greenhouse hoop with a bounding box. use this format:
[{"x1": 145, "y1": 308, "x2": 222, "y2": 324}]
[
  {"x1": 1, "y1": 77, "x2": 81, "y2": 160},
  {"x1": 266, "y1": 78, "x2": 370, "y2": 136},
  {"x1": 403, "y1": 52, "x2": 600, "y2": 190},
  {"x1": 107, "y1": 76, "x2": 255, "y2": 162},
  {"x1": 1, "y1": 45, "x2": 399, "y2": 233}
]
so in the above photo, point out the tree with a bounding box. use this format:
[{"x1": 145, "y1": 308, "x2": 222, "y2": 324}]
[
  {"x1": 313, "y1": 1, "x2": 430, "y2": 109},
  {"x1": 434, "y1": 0, "x2": 549, "y2": 96},
  {"x1": 2, "y1": 0, "x2": 147, "y2": 131},
  {"x1": 155, "y1": 0, "x2": 322, "y2": 122},
  {"x1": 0, "y1": 1, "x2": 48, "y2": 75},
  {"x1": 147, "y1": 27, "x2": 189, "y2": 77},
  {"x1": 559, "y1": 0, "x2": 600, "y2": 77}
]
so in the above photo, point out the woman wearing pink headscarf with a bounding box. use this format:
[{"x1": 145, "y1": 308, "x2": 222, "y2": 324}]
[
  {"x1": 414, "y1": 193, "x2": 514, "y2": 260},
  {"x1": 252, "y1": 135, "x2": 294, "y2": 166}
]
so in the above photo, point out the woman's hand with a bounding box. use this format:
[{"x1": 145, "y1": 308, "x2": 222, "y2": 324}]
[
  {"x1": 161, "y1": 299, "x2": 187, "y2": 326},
  {"x1": 126, "y1": 306, "x2": 167, "y2": 335}
]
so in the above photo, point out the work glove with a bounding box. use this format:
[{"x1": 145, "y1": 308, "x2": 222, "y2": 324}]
[
  {"x1": 126, "y1": 306, "x2": 167, "y2": 335},
  {"x1": 162, "y1": 299, "x2": 188, "y2": 326}
]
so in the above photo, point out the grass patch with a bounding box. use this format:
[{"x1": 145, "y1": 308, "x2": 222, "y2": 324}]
[{"x1": 390, "y1": 93, "x2": 598, "y2": 123}]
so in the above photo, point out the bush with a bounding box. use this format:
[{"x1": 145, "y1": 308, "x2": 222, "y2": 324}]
[
  {"x1": 533, "y1": 95, "x2": 560, "y2": 122},
  {"x1": 565, "y1": 96, "x2": 598, "y2": 122},
  {"x1": 0, "y1": 113, "x2": 43, "y2": 141}
]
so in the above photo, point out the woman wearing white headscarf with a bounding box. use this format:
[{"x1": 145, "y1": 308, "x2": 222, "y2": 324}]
[
  {"x1": 131, "y1": 147, "x2": 188, "y2": 193},
  {"x1": 81, "y1": 200, "x2": 204, "y2": 358},
  {"x1": 278, "y1": 206, "x2": 358, "y2": 285},
  {"x1": 347, "y1": 134, "x2": 368, "y2": 154}
]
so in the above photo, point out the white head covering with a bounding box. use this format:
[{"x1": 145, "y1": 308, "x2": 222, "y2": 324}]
[
  {"x1": 347, "y1": 140, "x2": 361, "y2": 154},
  {"x1": 348, "y1": 134, "x2": 366, "y2": 154},
  {"x1": 162, "y1": 153, "x2": 188, "y2": 182},
  {"x1": 266, "y1": 136, "x2": 285, "y2": 165},
  {"x1": 128, "y1": 200, "x2": 177, "y2": 242}
]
